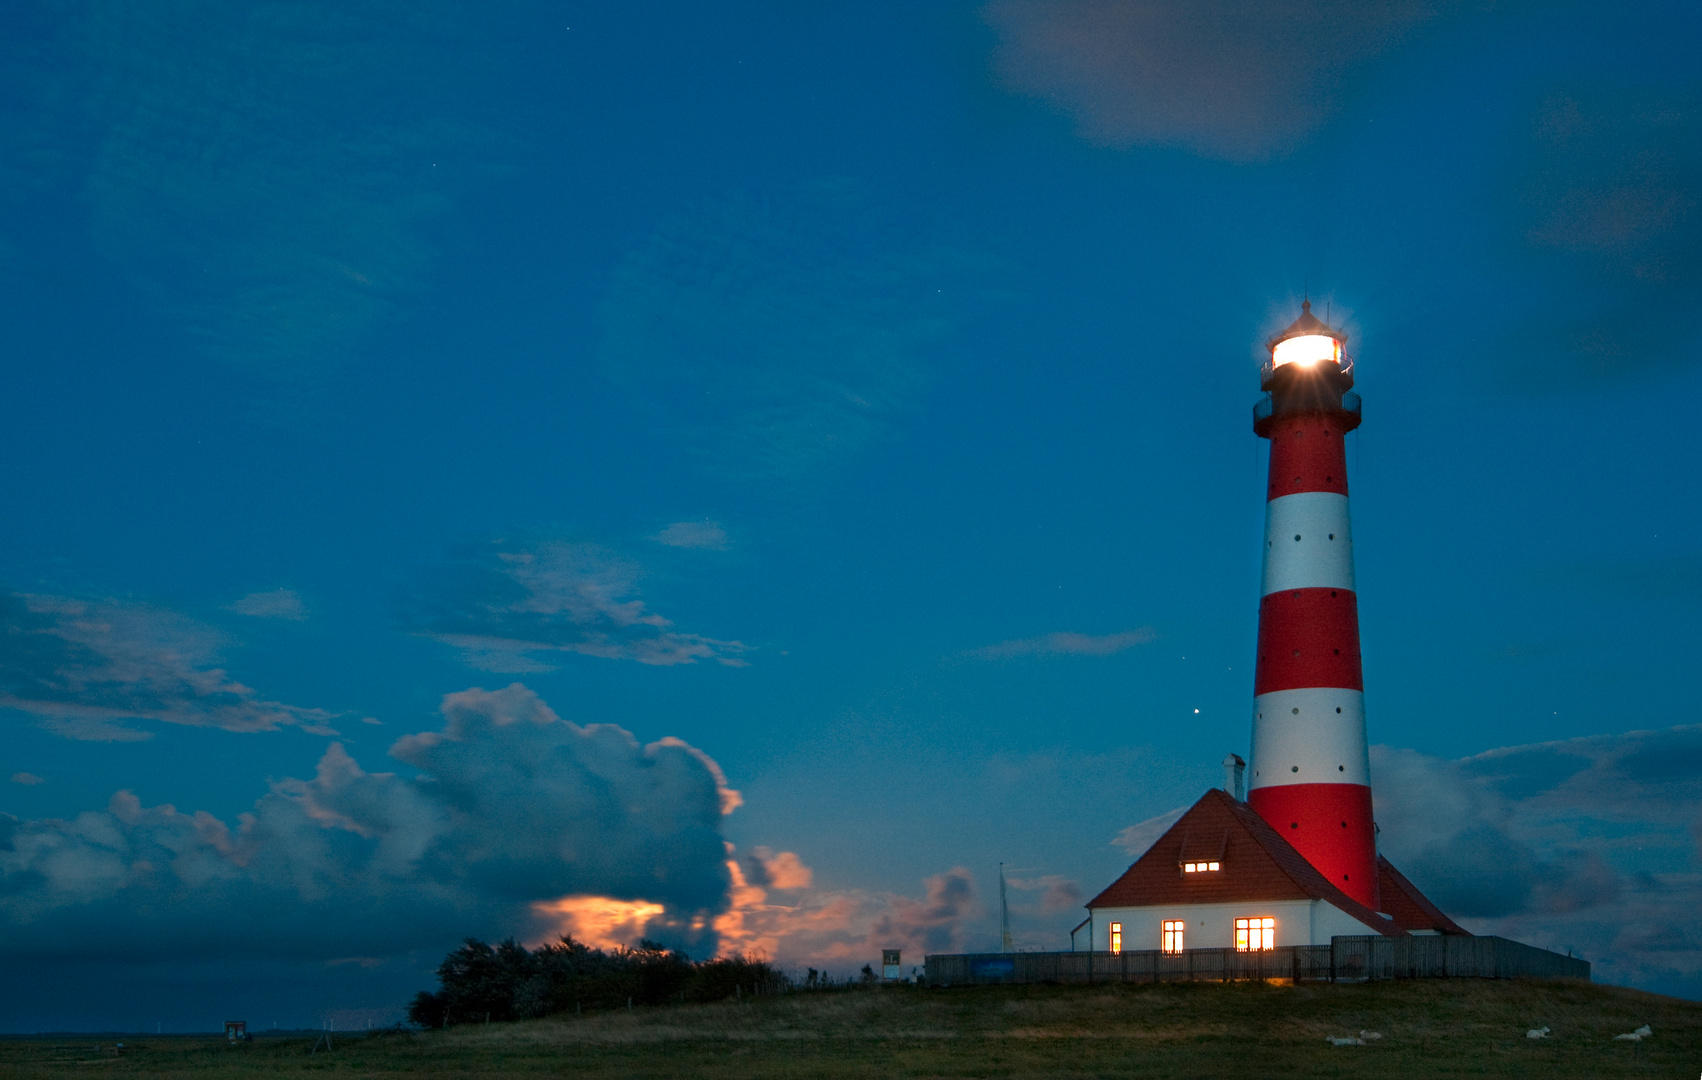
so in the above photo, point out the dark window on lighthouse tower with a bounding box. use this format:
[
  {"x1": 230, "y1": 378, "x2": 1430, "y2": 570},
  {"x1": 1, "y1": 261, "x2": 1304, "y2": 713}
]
[{"x1": 1235, "y1": 917, "x2": 1276, "y2": 951}]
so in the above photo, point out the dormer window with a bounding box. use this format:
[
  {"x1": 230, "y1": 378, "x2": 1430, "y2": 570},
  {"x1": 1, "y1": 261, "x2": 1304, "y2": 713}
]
[{"x1": 1177, "y1": 829, "x2": 1228, "y2": 875}]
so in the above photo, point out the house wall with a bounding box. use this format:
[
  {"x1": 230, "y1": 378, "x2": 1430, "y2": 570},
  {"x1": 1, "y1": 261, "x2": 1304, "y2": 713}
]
[{"x1": 1087, "y1": 898, "x2": 1378, "y2": 950}]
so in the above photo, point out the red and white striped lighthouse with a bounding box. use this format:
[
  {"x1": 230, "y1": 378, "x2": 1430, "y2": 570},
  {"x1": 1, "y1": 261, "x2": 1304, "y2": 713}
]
[{"x1": 1247, "y1": 301, "x2": 1378, "y2": 911}]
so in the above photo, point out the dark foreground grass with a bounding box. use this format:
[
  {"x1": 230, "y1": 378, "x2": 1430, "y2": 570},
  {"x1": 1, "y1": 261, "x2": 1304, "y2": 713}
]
[{"x1": 3, "y1": 978, "x2": 1697, "y2": 1079}]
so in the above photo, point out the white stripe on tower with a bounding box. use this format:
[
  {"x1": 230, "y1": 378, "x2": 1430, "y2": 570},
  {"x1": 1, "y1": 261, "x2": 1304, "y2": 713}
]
[{"x1": 1260, "y1": 492, "x2": 1354, "y2": 595}]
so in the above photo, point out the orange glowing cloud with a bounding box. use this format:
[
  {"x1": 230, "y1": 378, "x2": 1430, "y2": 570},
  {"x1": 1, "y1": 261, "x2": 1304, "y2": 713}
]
[
  {"x1": 530, "y1": 848, "x2": 978, "y2": 972},
  {"x1": 713, "y1": 849, "x2": 976, "y2": 967},
  {"x1": 530, "y1": 895, "x2": 666, "y2": 951}
]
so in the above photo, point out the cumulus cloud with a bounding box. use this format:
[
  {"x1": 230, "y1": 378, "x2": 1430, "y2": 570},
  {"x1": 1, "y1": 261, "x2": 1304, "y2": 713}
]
[
  {"x1": 231, "y1": 588, "x2": 308, "y2": 620},
  {"x1": 983, "y1": 0, "x2": 1468, "y2": 160},
  {"x1": 739, "y1": 847, "x2": 814, "y2": 891},
  {"x1": 0, "y1": 683, "x2": 738, "y2": 964},
  {"x1": 652, "y1": 521, "x2": 730, "y2": 550},
  {"x1": 963, "y1": 628, "x2": 1156, "y2": 660},
  {"x1": 1372, "y1": 726, "x2": 1702, "y2": 993},
  {"x1": 600, "y1": 181, "x2": 963, "y2": 481},
  {"x1": 399, "y1": 539, "x2": 750, "y2": 671},
  {"x1": 0, "y1": 591, "x2": 337, "y2": 741},
  {"x1": 528, "y1": 851, "x2": 989, "y2": 969},
  {"x1": 10, "y1": 773, "x2": 44, "y2": 786}
]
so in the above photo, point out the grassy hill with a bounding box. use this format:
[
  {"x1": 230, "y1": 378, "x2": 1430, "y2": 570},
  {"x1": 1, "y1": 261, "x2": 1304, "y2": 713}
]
[{"x1": 3, "y1": 977, "x2": 1697, "y2": 1078}]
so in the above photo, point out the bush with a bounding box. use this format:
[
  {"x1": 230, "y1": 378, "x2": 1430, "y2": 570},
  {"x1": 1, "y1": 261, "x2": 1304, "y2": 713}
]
[
  {"x1": 410, "y1": 936, "x2": 785, "y2": 1027},
  {"x1": 406, "y1": 990, "x2": 448, "y2": 1030}
]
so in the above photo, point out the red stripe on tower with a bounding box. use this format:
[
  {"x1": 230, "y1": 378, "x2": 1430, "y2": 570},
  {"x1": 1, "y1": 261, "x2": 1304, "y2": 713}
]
[{"x1": 1247, "y1": 301, "x2": 1379, "y2": 911}]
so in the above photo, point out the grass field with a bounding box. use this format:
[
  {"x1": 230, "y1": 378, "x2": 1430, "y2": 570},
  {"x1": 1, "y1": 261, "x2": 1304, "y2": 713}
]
[{"x1": 4, "y1": 978, "x2": 1697, "y2": 1078}]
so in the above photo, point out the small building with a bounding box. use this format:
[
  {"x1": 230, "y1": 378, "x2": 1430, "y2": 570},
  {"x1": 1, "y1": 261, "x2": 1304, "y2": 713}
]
[
  {"x1": 224, "y1": 1020, "x2": 248, "y2": 1042},
  {"x1": 881, "y1": 949, "x2": 902, "y2": 981},
  {"x1": 1071, "y1": 789, "x2": 1465, "y2": 954}
]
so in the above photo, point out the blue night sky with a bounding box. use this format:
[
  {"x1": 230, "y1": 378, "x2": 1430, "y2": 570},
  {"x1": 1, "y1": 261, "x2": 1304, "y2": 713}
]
[{"x1": 3, "y1": 0, "x2": 1701, "y2": 1031}]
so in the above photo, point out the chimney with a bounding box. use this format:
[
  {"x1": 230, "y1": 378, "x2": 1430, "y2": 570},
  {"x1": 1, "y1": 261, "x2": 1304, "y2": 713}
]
[{"x1": 1222, "y1": 753, "x2": 1246, "y2": 801}]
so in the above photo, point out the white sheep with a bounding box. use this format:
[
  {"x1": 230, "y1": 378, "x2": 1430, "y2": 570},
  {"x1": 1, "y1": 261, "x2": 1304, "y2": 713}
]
[
  {"x1": 1326, "y1": 1036, "x2": 1366, "y2": 1047},
  {"x1": 1613, "y1": 1024, "x2": 1652, "y2": 1042},
  {"x1": 1359, "y1": 1030, "x2": 1384, "y2": 1041},
  {"x1": 1526, "y1": 1026, "x2": 1551, "y2": 1039}
]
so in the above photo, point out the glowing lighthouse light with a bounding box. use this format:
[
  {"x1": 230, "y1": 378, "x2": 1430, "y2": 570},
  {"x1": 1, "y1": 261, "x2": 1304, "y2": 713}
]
[{"x1": 1271, "y1": 333, "x2": 1342, "y2": 370}]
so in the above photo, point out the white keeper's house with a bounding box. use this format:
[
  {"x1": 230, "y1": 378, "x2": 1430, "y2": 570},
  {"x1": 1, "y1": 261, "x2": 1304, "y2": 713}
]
[{"x1": 1069, "y1": 786, "x2": 1466, "y2": 955}]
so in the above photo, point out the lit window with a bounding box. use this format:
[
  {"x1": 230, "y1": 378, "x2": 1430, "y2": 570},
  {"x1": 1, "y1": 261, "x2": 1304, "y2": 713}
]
[
  {"x1": 1235, "y1": 917, "x2": 1275, "y2": 951},
  {"x1": 1161, "y1": 920, "x2": 1185, "y2": 954},
  {"x1": 1109, "y1": 922, "x2": 1122, "y2": 955},
  {"x1": 1182, "y1": 861, "x2": 1221, "y2": 873}
]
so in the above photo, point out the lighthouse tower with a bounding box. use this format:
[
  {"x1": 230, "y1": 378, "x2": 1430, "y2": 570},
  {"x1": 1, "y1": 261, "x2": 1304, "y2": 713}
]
[
  {"x1": 1073, "y1": 299, "x2": 1475, "y2": 952},
  {"x1": 1247, "y1": 301, "x2": 1378, "y2": 911}
]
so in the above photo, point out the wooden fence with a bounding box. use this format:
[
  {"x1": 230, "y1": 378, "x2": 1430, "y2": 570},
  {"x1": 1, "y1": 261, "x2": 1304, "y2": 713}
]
[{"x1": 924, "y1": 936, "x2": 1587, "y2": 987}]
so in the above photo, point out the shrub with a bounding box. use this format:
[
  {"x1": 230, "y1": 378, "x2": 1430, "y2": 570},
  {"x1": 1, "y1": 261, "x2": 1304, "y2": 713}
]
[{"x1": 410, "y1": 935, "x2": 784, "y2": 1026}]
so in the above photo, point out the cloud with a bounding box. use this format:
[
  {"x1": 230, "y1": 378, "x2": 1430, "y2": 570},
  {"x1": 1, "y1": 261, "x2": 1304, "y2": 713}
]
[
  {"x1": 399, "y1": 539, "x2": 750, "y2": 672},
  {"x1": 1494, "y1": 83, "x2": 1702, "y2": 380},
  {"x1": 0, "y1": 591, "x2": 338, "y2": 741},
  {"x1": 963, "y1": 628, "x2": 1156, "y2": 660},
  {"x1": 652, "y1": 521, "x2": 730, "y2": 551},
  {"x1": 530, "y1": 851, "x2": 993, "y2": 970},
  {"x1": 530, "y1": 896, "x2": 668, "y2": 951},
  {"x1": 739, "y1": 847, "x2": 814, "y2": 891},
  {"x1": 230, "y1": 588, "x2": 308, "y2": 620},
  {"x1": 713, "y1": 856, "x2": 980, "y2": 966},
  {"x1": 982, "y1": 0, "x2": 1467, "y2": 160},
  {"x1": 1517, "y1": 89, "x2": 1701, "y2": 281},
  {"x1": 10, "y1": 773, "x2": 44, "y2": 786},
  {"x1": 1372, "y1": 726, "x2": 1702, "y2": 993},
  {"x1": 1006, "y1": 873, "x2": 1085, "y2": 914},
  {"x1": 1111, "y1": 804, "x2": 1188, "y2": 857},
  {"x1": 0, "y1": 683, "x2": 738, "y2": 964},
  {"x1": 600, "y1": 181, "x2": 962, "y2": 481}
]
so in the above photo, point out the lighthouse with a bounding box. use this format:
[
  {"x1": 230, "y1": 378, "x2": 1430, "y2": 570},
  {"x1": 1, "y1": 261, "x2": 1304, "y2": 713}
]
[
  {"x1": 1072, "y1": 299, "x2": 1466, "y2": 955},
  {"x1": 1247, "y1": 300, "x2": 1377, "y2": 910}
]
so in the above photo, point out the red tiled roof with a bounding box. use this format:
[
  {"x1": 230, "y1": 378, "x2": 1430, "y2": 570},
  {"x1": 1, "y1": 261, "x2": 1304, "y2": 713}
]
[
  {"x1": 1378, "y1": 855, "x2": 1470, "y2": 935},
  {"x1": 1087, "y1": 788, "x2": 1404, "y2": 937}
]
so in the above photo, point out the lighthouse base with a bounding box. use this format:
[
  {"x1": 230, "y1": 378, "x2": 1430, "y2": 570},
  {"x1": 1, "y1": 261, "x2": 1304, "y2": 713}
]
[{"x1": 1248, "y1": 783, "x2": 1378, "y2": 911}]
